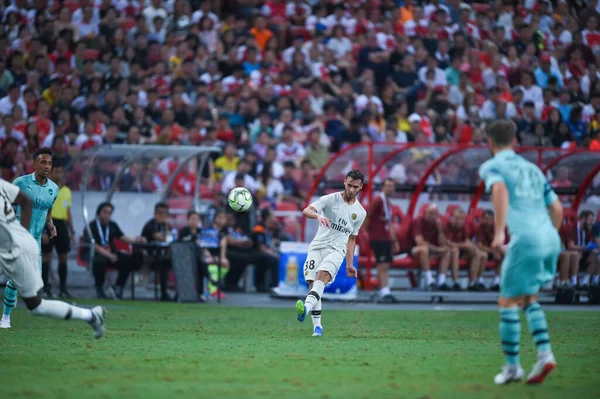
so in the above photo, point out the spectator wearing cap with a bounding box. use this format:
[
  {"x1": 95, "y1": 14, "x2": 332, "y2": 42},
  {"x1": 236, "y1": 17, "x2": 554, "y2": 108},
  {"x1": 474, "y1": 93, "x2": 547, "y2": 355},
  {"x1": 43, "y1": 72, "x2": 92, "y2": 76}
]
[
  {"x1": 407, "y1": 113, "x2": 423, "y2": 142},
  {"x1": 535, "y1": 53, "x2": 563, "y2": 89}
]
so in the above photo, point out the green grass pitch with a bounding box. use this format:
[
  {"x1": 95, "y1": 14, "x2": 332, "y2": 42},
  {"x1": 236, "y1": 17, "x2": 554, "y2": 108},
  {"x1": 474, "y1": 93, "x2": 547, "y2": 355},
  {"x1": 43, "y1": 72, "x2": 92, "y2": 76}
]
[{"x1": 1, "y1": 301, "x2": 599, "y2": 399}]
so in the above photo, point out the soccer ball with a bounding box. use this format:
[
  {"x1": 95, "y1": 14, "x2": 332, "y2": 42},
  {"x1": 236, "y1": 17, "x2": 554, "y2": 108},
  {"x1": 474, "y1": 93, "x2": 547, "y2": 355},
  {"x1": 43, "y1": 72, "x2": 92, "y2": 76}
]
[{"x1": 228, "y1": 187, "x2": 253, "y2": 212}]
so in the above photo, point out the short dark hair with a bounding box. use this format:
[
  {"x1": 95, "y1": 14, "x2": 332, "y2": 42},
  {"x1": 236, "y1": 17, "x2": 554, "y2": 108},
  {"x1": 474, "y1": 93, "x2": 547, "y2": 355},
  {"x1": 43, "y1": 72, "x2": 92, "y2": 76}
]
[
  {"x1": 33, "y1": 147, "x2": 53, "y2": 161},
  {"x1": 187, "y1": 210, "x2": 200, "y2": 219},
  {"x1": 346, "y1": 169, "x2": 365, "y2": 183},
  {"x1": 96, "y1": 201, "x2": 114, "y2": 216},
  {"x1": 483, "y1": 209, "x2": 494, "y2": 218},
  {"x1": 579, "y1": 210, "x2": 594, "y2": 220},
  {"x1": 486, "y1": 120, "x2": 516, "y2": 146},
  {"x1": 260, "y1": 208, "x2": 273, "y2": 223},
  {"x1": 154, "y1": 202, "x2": 169, "y2": 213}
]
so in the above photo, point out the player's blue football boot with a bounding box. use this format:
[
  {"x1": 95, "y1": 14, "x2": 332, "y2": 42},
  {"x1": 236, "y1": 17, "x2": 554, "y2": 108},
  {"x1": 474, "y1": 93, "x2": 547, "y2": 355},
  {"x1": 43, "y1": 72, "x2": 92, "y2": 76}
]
[
  {"x1": 296, "y1": 300, "x2": 307, "y2": 322},
  {"x1": 312, "y1": 326, "x2": 323, "y2": 337}
]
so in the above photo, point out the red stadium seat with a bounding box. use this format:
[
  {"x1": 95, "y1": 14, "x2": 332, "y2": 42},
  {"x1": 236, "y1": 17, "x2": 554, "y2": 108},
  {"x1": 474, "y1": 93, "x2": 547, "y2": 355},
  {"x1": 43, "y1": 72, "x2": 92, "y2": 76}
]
[
  {"x1": 276, "y1": 201, "x2": 299, "y2": 212},
  {"x1": 120, "y1": 18, "x2": 137, "y2": 31},
  {"x1": 418, "y1": 203, "x2": 432, "y2": 217},
  {"x1": 83, "y1": 49, "x2": 100, "y2": 61},
  {"x1": 290, "y1": 26, "x2": 312, "y2": 41},
  {"x1": 63, "y1": 1, "x2": 80, "y2": 14},
  {"x1": 167, "y1": 197, "x2": 193, "y2": 211},
  {"x1": 445, "y1": 204, "x2": 461, "y2": 218},
  {"x1": 563, "y1": 208, "x2": 577, "y2": 224},
  {"x1": 113, "y1": 238, "x2": 132, "y2": 254},
  {"x1": 391, "y1": 205, "x2": 405, "y2": 223}
]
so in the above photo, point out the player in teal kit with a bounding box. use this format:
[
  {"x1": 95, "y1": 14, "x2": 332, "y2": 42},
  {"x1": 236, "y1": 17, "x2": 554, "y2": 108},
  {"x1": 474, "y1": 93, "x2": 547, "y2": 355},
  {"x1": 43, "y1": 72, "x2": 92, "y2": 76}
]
[
  {"x1": 1, "y1": 148, "x2": 58, "y2": 329},
  {"x1": 479, "y1": 121, "x2": 563, "y2": 385}
]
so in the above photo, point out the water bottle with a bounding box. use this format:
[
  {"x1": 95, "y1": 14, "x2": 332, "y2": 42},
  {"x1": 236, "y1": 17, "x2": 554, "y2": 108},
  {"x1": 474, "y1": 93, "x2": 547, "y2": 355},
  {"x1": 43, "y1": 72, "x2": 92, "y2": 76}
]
[{"x1": 171, "y1": 228, "x2": 178, "y2": 242}]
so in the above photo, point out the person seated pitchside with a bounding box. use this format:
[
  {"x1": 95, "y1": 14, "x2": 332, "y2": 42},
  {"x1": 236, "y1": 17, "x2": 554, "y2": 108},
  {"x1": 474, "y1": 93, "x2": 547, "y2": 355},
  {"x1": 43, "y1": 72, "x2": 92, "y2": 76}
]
[
  {"x1": 558, "y1": 220, "x2": 581, "y2": 288},
  {"x1": 409, "y1": 204, "x2": 456, "y2": 291},
  {"x1": 178, "y1": 210, "x2": 224, "y2": 302},
  {"x1": 140, "y1": 202, "x2": 175, "y2": 301},
  {"x1": 444, "y1": 208, "x2": 487, "y2": 291},
  {"x1": 84, "y1": 202, "x2": 146, "y2": 299},
  {"x1": 475, "y1": 209, "x2": 503, "y2": 291}
]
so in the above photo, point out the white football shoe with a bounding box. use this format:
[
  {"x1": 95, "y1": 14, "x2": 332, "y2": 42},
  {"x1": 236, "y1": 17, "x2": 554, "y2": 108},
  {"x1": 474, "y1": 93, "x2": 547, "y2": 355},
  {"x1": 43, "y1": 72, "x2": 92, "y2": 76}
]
[
  {"x1": 494, "y1": 365, "x2": 525, "y2": 385},
  {"x1": 0, "y1": 315, "x2": 11, "y2": 329},
  {"x1": 526, "y1": 352, "x2": 556, "y2": 385}
]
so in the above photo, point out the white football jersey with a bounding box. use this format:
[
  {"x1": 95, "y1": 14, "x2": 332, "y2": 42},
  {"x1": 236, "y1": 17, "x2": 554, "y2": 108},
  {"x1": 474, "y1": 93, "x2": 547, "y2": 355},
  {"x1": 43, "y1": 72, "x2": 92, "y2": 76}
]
[
  {"x1": 0, "y1": 178, "x2": 19, "y2": 225},
  {"x1": 0, "y1": 178, "x2": 31, "y2": 260},
  {"x1": 308, "y1": 192, "x2": 366, "y2": 255}
]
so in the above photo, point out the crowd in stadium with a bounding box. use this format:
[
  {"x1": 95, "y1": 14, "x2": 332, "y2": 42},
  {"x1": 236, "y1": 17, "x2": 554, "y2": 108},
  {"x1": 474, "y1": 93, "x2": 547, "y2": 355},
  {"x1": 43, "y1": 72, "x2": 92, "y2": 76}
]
[
  {"x1": 1, "y1": 0, "x2": 600, "y2": 190},
  {"x1": 0, "y1": 1, "x2": 599, "y2": 298}
]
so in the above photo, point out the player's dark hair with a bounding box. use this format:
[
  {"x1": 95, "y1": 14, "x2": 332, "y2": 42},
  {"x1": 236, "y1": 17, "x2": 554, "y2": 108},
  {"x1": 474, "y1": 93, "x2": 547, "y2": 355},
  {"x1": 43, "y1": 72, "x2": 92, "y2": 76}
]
[
  {"x1": 483, "y1": 209, "x2": 494, "y2": 217},
  {"x1": 96, "y1": 201, "x2": 114, "y2": 216},
  {"x1": 346, "y1": 169, "x2": 365, "y2": 184},
  {"x1": 155, "y1": 202, "x2": 169, "y2": 213},
  {"x1": 383, "y1": 177, "x2": 395, "y2": 185},
  {"x1": 486, "y1": 120, "x2": 516, "y2": 147},
  {"x1": 33, "y1": 147, "x2": 53, "y2": 161},
  {"x1": 579, "y1": 210, "x2": 594, "y2": 220}
]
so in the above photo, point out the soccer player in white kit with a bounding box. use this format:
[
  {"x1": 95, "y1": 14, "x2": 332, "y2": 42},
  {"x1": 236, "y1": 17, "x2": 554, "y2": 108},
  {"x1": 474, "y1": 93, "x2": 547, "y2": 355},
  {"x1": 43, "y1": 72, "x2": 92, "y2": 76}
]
[
  {"x1": 296, "y1": 170, "x2": 367, "y2": 337},
  {"x1": 0, "y1": 178, "x2": 106, "y2": 338}
]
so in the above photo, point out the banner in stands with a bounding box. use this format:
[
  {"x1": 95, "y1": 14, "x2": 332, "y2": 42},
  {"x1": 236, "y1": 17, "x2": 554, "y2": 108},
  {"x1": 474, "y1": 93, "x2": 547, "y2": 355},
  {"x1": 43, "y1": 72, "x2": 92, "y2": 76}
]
[{"x1": 273, "y1": 242, "x2": 358, "y2": 300}]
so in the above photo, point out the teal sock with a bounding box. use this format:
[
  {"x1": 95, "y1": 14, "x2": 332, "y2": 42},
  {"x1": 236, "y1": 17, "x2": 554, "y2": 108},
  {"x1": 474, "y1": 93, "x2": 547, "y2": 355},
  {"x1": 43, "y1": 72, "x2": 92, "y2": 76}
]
[
  {"x1": 3, "y1": 280, "x2": 18, "y2": 317},
  {"x1": 499, "y1": 307, "x2": 521, "y2": 366},
  {"x1": 525, "y1": 302, "x2": 551, "y2": 353}
]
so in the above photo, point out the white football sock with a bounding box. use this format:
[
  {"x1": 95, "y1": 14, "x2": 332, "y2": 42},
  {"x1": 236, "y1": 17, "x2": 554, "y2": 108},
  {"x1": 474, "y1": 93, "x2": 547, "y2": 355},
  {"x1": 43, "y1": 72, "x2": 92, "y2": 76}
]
[
  {"x1": 477, "y1": 277, "x2": 484, "y2": 284},
  {"x1": 304, "y1": 281, "x2": 325, "y2": 314},
  {"x1": 571, "y1": 276, "x2": 578, "y2": 286},
  {"x1": 425, "y1": 271, "x2": 434, "y2": 285},
  {"x1": 592, "y1": 275, "x2": 599, "y2": 286},
  {"x1": 30, "y1": 299, "x2": 93, "y2": 322},
  {"x1": 311, "y1": 300, "x2": 322, "y2": 328},
  {"x1": 380, "y1": 286, "x2": 391, "y2": 297},
  {"x1": 492, "y1": 276, "x2": 500, "y2": 286},
  {"x1": 437, "y1": 273, "x2": 446, "y2": 286},
  {"x1": 580, "y1": 274, "x2": 590, "y2": 285}
]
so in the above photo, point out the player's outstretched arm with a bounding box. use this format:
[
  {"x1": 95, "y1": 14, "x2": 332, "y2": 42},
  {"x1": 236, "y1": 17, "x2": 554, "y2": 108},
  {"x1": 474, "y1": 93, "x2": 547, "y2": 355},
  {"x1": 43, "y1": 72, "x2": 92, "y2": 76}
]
[
  {"x1": 547, "y1": 199, "x2": 563, "y2": 231},
  {"x1": 303, "y1": 205, "x2": 331, "y2": 228},
  {"x1": 490, "y1": 182, "x2": 508, "y2": 250},
  {"x1": 13, "y1": 190, "x2": 32, "y2": 230}
]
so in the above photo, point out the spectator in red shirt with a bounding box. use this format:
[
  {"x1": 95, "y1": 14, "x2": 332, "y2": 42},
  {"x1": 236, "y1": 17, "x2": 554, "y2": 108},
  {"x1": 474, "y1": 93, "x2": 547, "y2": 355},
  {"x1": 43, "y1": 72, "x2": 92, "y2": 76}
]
[
  {"x1": 475, "y1": 209, "x2": 502, "y2": 291},
  {"x1": 366, "y1": 178, "x2": 400, "y2": 303},
  {"x1": 444, "y1": 208, "x2": 487, "y2": 291},
  {"x1": 410, "y1": 204, "x2": 454, "y2": 290}
]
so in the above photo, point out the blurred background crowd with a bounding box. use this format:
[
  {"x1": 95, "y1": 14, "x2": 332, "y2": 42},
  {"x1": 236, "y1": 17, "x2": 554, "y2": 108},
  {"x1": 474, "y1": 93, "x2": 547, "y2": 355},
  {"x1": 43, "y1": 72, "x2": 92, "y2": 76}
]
[{"x1": 0, "y1": 0, "x2": 600, "y2": 209}]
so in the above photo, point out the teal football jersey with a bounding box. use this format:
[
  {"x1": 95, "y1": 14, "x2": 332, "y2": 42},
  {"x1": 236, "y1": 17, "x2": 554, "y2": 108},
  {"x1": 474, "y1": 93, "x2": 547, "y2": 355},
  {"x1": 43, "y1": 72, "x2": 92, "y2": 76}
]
[
  {"x1": 478, "y1": 150, "x2": 559, "y2": 236},
  {"x1": 12, "y1": 173, "x2": 58, "y2": 241}
]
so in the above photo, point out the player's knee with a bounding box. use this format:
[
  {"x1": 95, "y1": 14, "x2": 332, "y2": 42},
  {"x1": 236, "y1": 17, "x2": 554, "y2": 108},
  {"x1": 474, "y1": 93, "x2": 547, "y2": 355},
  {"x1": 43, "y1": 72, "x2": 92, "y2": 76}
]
[
  {"x1": 22, "y1": 296, "x2": 41, "y2": 311},
  {"x1": 315, "y1": 270, "x2": 331, "y2": 283}
]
